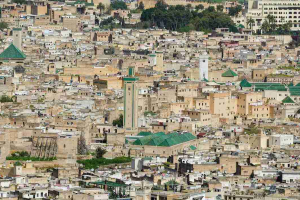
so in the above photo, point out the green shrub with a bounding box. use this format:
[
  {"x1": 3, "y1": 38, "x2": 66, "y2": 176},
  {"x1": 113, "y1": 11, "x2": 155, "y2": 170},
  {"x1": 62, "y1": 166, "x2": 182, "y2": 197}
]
[
  {"x1": 7, "y1": 151, "x2": 56, "y2": 161},
  {"x1": 77, "y1": 157, "x2": 131, "y2": 169}
]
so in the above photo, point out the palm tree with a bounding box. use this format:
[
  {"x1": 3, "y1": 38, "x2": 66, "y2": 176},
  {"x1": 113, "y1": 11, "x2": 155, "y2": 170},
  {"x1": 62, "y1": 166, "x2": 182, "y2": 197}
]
[
  {"x1": 97, "y1": 3, "x2": 105, "y2": 15},
  {"x1": 247, "y1": 17, "x2": 255, "y2": 30},
  {"x1": 266, "y1": 14, "x2": 276, "y2": 31},
  {"x1": 282, "y1": 22, "x2": 292, "y2": 33}
]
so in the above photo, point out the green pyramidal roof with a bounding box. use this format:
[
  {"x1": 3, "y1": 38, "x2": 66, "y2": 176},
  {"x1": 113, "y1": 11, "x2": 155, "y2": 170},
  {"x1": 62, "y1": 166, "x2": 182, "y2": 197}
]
[
  {"x1": 240, "y1": 79, "x2": 252, "y2": 87},
  {"x1": 282, "y1": 96, "x2": 295, "y2": 104},
  {"x1": 0, "y1": 44, "x2": 26, "y2": 60},
  {"x1": 203, "y1": 78, "x2": 209, "y2": 82},
  {"x1": 222, "y1": 69, "x2": 238, "y2": 77}
]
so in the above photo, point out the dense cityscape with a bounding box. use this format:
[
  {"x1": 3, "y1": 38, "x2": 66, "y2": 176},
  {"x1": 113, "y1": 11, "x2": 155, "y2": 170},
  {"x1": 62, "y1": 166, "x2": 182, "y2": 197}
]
[{"x1": 0, "y1": 0, "x2": 299, "y2": 199}]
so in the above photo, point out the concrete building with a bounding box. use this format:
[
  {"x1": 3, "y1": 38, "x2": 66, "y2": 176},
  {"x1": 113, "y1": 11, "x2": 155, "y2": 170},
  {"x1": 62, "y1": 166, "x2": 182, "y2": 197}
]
[{"x1": 247, "y1": 0, "x2": 300, "y2": 32}]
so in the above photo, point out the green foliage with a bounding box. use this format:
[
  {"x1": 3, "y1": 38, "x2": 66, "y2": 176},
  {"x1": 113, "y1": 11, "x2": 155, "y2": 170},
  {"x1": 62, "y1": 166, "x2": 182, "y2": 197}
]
[
  {"x1": 12, "y1": 0, "x2": 26, "y2": 4},
  {"x1": 14, "y1": 161, "x2": 22, "y2": 166},
  {"x1": 163, "y1": 162, "x2": 171, "y2": 167},
  {"x1": 141, "y1": 2, "x2": 236, "y2": 32},
  {"x1": 113, "y1": 114, "x2": 123, "y2": 127},
  {"x1": 247, "y1": 17, "x2": 255, "y2": 29},
  {"x1": 95, "y1": 147, "x2": 107, "y2": 158},
  {"x1": 0, "y1": 95, "x2": 13, "y2": 103},
  {"x1": 131, "y1": 9, "x2": 143, "y2": 13},
  {"x1": 195, "y1": 4, "x2": 204, "y2": 11},
  {"x1": 97, "y1": 3, "x2": 105, "y2": 14},
  {"x1": 244, "y1": 125, "x2": 260, "y2": 135},
  {"x1": 7, "y1": 151, "x2": 56, "y2": 161},
  {"x1": 217, "y1": 5, "x2": 224, "y2": 12},
  {"x1": 0, "y1": 22, "x2": 8, "y2": 31},
  {"x1": 37, "y1": 97, "x2": 45, "y2": 103},
  {"x1": 100, "y1": 17, "x2": 115, "y2": 26},
  {"x1": 138, "y1": 2, "x2": 145, "y2": 10},
  {"x1": 228, "y1": 5, "x2": 242, "y2": 16},
  {"x1": 144, "y1": 111, "x2": 156, "y2": 116},
  {"x1": 261, "y1": 14, "x2": 291, "y2": 35},
  {"x1": 111, "y1": 1, "x2": 128, "y2": 10},
  {"x1": 77, "y1": 157, "x2": 132, "y2": 169}
]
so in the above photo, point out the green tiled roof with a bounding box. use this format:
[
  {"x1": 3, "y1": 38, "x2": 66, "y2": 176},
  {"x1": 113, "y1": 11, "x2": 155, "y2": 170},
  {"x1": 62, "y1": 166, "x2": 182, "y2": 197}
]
[
  {"x1": 203, "y1": 78, "x2": 209, "y2": 82},
  {"x1": 68, "y1": 0, "x2": 94, "y2": 6},
  {"x1": 251, "y1": 82, "x2": 287, "y2": 91},
  {"x1": 133, "y1": 132, "x2": 196, "y2": 147},
  {"x1": 0, "y1": 44, "x2": 26, "y2": 60},
  {"x1": 133, "y1": 132, "x2": 165, "y2": 145},
  {"x1": 288, "y1": 82, "x2": 294, "y2": 87},
  {"x1": 190, "y1": 145, "x2": 197, "y2": 150},
  {"x1": 282, "y1": 96, "x2": 295, "y2": 104},
  {"x1": 296, "y1": 82, "x2": 300, "y2": 86},
  {"x1": 240, "y1": 79, "x2": 252, "y2": 87},
  {"x1": 222, "y1": 69, "x2": 238, "y2": 77},
  {"x1": 137, "y1": 131, "x2": 152, "y2": 136}
]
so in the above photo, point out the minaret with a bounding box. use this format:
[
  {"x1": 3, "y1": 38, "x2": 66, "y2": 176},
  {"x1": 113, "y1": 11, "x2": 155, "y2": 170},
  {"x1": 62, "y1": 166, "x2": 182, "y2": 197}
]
[
  {"x1": 199, "y1": 54, "x2": 209, "y2": 81},
  {"x1": 13, "y1": 28, "x2": 22, "y2": 50},
  {"x1": 123, "y1": 67, "x2": 139, "y2": 135}
]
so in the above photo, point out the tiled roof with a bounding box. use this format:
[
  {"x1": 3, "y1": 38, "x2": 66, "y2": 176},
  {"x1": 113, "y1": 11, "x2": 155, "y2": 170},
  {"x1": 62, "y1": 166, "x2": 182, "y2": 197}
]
[
  {"x1": 0, "y1": 44, "x2": 26, "y2": 60},
  {"x1": 240, "y1": 79, "x2": 252, "y2": 87},
  {"x1": 252, "y1": 83, "x2": 287, "y2": 91},
  {"x1": 137, "y1": 131, "x2": 152, "y2": 136},
  {"x1": 282, "y1": 96, "x2": 295, "y2": 104},
  {"x1": 190, "y1": 145, "x2": 197, "y2": 150},
  {"x1": 222, "y1": 69, "x2": 238, "y2": 77},
  {"x1": 133, "y1": 132, "x2": 196, "y2": 147}
]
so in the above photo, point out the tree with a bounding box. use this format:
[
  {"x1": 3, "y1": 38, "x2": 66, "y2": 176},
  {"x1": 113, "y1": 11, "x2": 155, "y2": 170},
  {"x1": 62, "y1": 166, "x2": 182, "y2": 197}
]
[
  {"x1": 111, "y1": 1, "x2": 127, "y2": 10},
  {"x1": 128, "y1": 13, "x2": 132, "y2": 20},
  {"x1": 247, "y1": 17, "x2": 255, "y2": 30},
  {"x1": 138, "y1": 2, "x2": 144, "y2": 10},
  {"x1": 261, "y1": 20, "x2": 271, "y2": 34},
  {"x1": 13, "y1": 0, "x2": 26, "y2": 4},
  {"x1": 95, "y1": 147, "x2": 107, "y2": 159},
  {"x1": 97, "y1": 3, "x2": 105, "y2": 15},
  {"x1": 266, "y1": 14, "x2": 276, "y2": 31},
  {"x1": 0, "y1": 22, "x2": 8, "y2": 31},
  {"x1": 217, "y1": 5, "x2": 224, "y2": 12},
  {"x1": 140, "y1": 2, "x2": 235, "y2": 32},
  {"x1": 0, "y1": 95, "x2": 13, "y2": 103},
  {"x1": 207, "y1": 6, "x2": 215, "y2": 12},
  {"x1": 186, "y1": 4, "x2": 192, "y2": 11},
  {"x1": 229, "y1": 5, "x2": 242, "y2": 16},
  {"x1": 195, "y1": 4, "x2": 204, "y2": 11},
  {"x1": 113, "y1": 114, "x2": 123, "y2": 127},
  {"x1": 155, "y1": 0, "x2": 167, "y2": 10},
  {"x1": 282, "y1": 22, "x2": 292, "y2": 33}
]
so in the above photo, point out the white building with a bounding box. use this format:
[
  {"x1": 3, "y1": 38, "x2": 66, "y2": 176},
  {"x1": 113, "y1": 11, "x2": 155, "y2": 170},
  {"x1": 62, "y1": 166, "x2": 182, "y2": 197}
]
[
  {"x1": 270, "y1": 134, "x2": 294, "y2": 147},
  {"x1": 199, "y1": 54, "x2": 208, "y2": 81},
  {"x1": 281, "y1": 171, "x2": 300, "y2": 183},
  {"x1": 247, "y1": 0, "x2": 300, "y2": 32}
]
